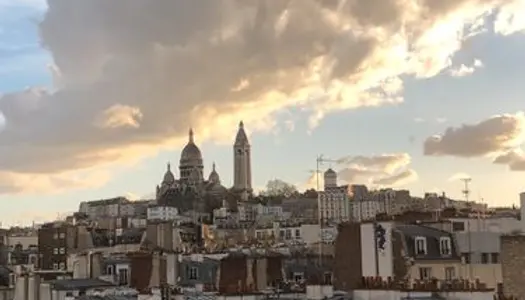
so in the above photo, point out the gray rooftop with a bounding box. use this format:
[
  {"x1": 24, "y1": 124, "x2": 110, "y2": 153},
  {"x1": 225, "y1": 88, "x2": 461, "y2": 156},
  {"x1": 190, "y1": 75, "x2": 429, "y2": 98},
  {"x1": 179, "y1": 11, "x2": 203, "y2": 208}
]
[
  {"x1": 77, "y1": 296, "x2": 137, "y2": 300},
  {"x1": 49, "y1": 279, "x2": 115, "y2": 291},
  {"x1": 396, "y1": 224, "x2": 460, "y2": 261}
]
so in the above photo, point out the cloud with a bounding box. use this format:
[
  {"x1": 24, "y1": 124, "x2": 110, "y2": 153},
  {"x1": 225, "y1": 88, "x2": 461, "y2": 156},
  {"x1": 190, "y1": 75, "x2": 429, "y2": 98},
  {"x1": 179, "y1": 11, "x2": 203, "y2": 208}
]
[
  {"x1": 493, "y1": 149, "x2": 525, "y2": 171},
  {"x1": 94, "y1": 104, "x2": 143, "y2": 129},
  {"x1": 423, "y1": 112, "x2": 525, "y2": 157},
  {"x1": 449, "y1": 59, "x2": 483, "y2": 77},
  {"x1": 494, "y1": 1, "x2": 525, "y2": 35},
  {"x1": 0, "y1": 0, "x2": 524, "y2": 194},
  {"x1": 448, "y1": 172, "x2": 472, "y2": 181},
  {"x1": 373, "y1": 169, "x2": 418, "y2": 186},
  {"x1": 124, "y1": 192, "x2": 141, "y2": 201},
  {"x1": 4, "y1": 209, "x2": 74, "y2": 227},
  {"x1": 0, "y1": 168, "x2": 111, "y2": 195},
  {"x1": 0, "y1": 0, "x2": 47, "y2": 11},
  {"x1": 414, "y1": 117, "x2": 448, "y2": 124},
  {"x1": 424, "y1": 112, "x2": 525, "y2": 171},
  {"x1": 305, "y1": 153, "x2": 418, "y2": 189}
]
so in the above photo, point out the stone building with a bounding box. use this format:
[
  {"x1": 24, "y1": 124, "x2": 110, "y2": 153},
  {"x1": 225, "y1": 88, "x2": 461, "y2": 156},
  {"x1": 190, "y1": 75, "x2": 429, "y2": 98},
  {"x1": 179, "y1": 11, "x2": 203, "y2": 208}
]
[
  {"x1": 154, "y1": 122, "x2": 252, "y2": 217},
  {"x1": 500, "y1": 234, "x2": 525, "y2": 298}
]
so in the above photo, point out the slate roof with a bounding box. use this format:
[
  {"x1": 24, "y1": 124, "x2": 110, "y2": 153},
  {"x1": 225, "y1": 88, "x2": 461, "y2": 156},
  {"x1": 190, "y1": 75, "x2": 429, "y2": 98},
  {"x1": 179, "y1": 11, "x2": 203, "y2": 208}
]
[
  {"x1": 396, "y1": 224, "x2": 461, "y2": 261},
  {"x1": 49, "y1": 278, "x2": 115, "y2": 291},
  {"x1": 76, "y1": 296, "x2": 137, "y2": 300},
  {"x1": 0, "y1": 266, "x2": 12, "y2": 287}
]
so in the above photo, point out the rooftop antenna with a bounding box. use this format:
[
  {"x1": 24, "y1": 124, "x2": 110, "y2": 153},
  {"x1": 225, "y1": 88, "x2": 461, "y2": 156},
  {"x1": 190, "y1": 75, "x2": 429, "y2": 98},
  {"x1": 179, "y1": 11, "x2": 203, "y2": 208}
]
[{"x1": 461, "y1": 177, "x2": 472, "y2": 280}]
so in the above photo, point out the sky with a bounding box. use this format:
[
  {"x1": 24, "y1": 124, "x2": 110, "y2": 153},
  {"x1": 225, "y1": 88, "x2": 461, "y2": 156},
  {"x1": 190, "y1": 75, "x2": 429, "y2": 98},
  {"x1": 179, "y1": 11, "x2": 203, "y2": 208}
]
[{"x1": 1, "y1": 0, "x2": 525, "y2": 225}]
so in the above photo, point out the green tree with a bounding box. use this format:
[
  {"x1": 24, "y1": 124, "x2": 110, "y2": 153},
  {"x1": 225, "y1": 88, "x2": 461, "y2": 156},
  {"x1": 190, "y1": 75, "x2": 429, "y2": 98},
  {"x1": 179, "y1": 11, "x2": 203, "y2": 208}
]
[{"x1": 261, "y1": 179, "x2": 298, "y2": 198}]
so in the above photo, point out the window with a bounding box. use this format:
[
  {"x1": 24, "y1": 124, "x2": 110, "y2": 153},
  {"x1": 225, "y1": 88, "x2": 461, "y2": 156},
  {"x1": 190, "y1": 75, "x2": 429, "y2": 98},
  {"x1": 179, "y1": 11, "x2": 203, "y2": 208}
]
[
  {"x1": 419, "y1": 267, "x2": 432, "y2": 280},
  {"x1": 285, "y1": 229, "x2": 292, "y2": 240},
  {"x1": 59, "y1": 248, "x2": 65, "y2": 255},
  {"x1": 53, "y1": 248, "x2": 58, "y2": 255},
  {"x1": 118, "y1": 269, "x2": 128, "y2": 285},
  {"x1": 462, "y1": 252, "x2": 470, "y2": 264},
  {"x1": 481, "y1": 253, "x2": 489, "y2": 264},
  {"x1": 491, "y1": 253, "x2": 499, "y2": 264},
  {"x1": 439, "y1": 237, "x2": 452, "y2": 256},
  {"x1": 323, "y1": 272, "x2": 332, "y2": 285},
  {"x1": 256, "y1": 231, "x2": 263, "y2": 239},
  {"x1": 444, "y1": 267, "x2": 455, "y2": 280},
  {"x1": 53, "y1": 233, "x2": 58, "y2": 239},
  {"x1": 59, "y1": 233, "x2": 65, "y2": 239},
  {"x1": 415, "y1": 237, "x2": 427, "y2": 255},
  {"x1": 189, "y1": 266, "x2": 198, "y2": 280},
  {"x1": 59, "y1": 262, "x2": 65, "y2": 270},
  {"x1": 452, "y1": 221, "x2": 465, "y2": 232},
  {"x1": 53, "y1": 263, "x2": 58, "y2": 270},
  {"x1": 293, "y1": 272, "x2": 304, "y2": 282},
  {"x1": 279, "y1": 230, "x2": 285, "y2": 238},
  {"x1": 295, "y1": 229, "x2": 301, "y2": 238}
]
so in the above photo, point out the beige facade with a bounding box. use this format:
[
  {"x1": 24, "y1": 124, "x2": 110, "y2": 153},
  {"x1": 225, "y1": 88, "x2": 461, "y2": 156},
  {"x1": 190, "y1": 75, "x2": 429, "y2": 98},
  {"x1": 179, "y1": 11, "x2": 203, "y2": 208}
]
[
  {"x1": 409, "y1": 261, "x2": 500, "y2": 288},
  {"x1": 458, "y1": 264, "x2": 501, "y2": 288},
  {"x1": 409, "y1": 261, "x2": 462, "y2": 283}
]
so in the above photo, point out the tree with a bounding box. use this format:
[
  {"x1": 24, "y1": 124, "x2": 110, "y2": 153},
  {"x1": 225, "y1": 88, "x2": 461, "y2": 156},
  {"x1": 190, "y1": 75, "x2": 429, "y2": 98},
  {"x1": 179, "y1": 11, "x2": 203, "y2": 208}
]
[
  {"x1": 302, "y1": 188, "x2": 318, "y2": 199},
  {"x1": 260, "y1": 179, "x2": 298, "y2": 198}
]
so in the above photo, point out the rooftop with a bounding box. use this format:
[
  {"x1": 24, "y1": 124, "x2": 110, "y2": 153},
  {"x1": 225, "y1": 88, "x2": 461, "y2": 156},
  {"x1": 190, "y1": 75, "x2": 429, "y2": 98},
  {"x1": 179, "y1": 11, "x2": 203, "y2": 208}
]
[{"x1": 50, "y1": 278, "x2": 115, "y2": 291}]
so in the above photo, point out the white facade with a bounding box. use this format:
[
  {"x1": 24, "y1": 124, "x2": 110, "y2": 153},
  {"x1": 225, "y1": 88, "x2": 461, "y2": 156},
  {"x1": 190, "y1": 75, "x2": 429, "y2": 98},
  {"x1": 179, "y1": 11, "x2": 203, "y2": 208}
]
[
  {"x1": 254, "y1": 223, "x2": 337, "y2": 245},
  {"x1": 350, "y1": 185, "x2": 369, "y2": 200},
  {"x1": 448, "y1": 217, "x2": 521, "y2": 234},
  {"x1": 319, "y1": 185, "x2": 350, "y2": 223},
  {"x1": 78, "y1": 197, "x2": 133, "y2": 219},
  {"x1": 360, "y1": 222, "x2": 394, "y2": 278},
  {"x1": 254, "y1": 204, "x2": 283, "y2": 217},
  {"x1": 351, "y1": 200, "x2": 382, "y2": 222},
  {"x1": 147, "y1": 206, "x2": 178, "y2": 221},
  {"x1": 237, "y1": 203, "x2": 257, "y2": 221},
  {"x1": 128, "y1": 218, "x2": 147, "y2": 228}
]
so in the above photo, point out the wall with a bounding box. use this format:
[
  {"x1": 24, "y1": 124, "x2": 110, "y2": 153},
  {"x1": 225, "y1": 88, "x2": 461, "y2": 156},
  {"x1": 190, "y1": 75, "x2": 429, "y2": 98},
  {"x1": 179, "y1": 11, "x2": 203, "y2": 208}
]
[
  {"x1": 334, "y1": 223, "x2": 362, "y2": 291},
  {"x1": 360, "y1": 222, "x2": 393, "y2": 278},
  {"x1": 8, "y1": 236, "x2": 38, "y2": 249},
  {"x1": 0, "y1": 288, "x2": 14, "y2": 300},
  {"x1": 449, "y1": 217, "x2": 521, "y2": 234},
  {"x1": 454, "y1": 231, "x2": 500, "y2": 262},
  {"x1": 352, "y1": 290, "x2": 494, "y2": 300},
  {"x1": 408, "y1": 262, "x2": 462, "y2": 282},
  {"x1": 13, "y1": 275, "x2": 52, "y2": 300},
  {"x1": 500, "y1": 235, "x2": 525, "y2": 297},
  {"x1": 520, "y1": 192, "x2": 525, "y2": 231},
  {"x1": 299, "y1": 224, "x2": 320, "y2": 245},
  {"x1": 179, "y1": 259, "x2": 219, "y2": 287},
  {"x1": 458, "y1": 264, "x2": 501, "y2": 289}
]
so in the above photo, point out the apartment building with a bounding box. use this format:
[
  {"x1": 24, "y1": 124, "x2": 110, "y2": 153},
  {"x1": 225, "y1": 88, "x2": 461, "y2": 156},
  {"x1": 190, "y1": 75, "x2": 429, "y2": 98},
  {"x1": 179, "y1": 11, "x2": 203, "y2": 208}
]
[{"x1": 38, "y1": 222, "x2": 76, "y2": 270}]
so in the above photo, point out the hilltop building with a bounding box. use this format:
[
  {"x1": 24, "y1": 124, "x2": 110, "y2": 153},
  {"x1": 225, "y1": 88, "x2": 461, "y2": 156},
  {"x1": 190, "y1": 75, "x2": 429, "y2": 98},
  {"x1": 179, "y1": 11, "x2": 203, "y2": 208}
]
[{"x1": 153, "y1": 122, "x2": 253, "y2": 216}]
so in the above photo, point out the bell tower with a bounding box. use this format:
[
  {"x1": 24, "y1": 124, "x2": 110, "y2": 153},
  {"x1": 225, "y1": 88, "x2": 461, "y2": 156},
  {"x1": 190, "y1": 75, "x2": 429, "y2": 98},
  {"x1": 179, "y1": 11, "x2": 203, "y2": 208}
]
[{"x1": 233, "y1": 121, "x2": 252, "y2": 199}]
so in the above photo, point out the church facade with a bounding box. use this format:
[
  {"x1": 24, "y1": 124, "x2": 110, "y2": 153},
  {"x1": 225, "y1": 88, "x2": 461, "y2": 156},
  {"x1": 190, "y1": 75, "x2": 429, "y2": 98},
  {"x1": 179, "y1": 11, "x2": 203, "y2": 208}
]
[{"x1": 154, "y1": 121, "x2": 253, "y2": 215}]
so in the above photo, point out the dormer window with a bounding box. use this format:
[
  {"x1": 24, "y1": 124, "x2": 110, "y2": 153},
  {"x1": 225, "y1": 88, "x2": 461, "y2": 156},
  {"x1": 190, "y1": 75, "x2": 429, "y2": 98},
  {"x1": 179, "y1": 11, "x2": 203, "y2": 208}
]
[
  {"x1": 415, "y1": 236, "x2": 427, "y2": 255},
  {"x1": 440, "y1": 237, "x2": 452, "y2": 256}
]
